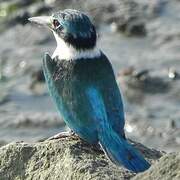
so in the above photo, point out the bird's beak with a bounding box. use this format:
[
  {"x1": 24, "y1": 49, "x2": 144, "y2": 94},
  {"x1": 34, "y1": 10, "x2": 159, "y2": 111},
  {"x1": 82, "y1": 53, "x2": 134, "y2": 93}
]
[{"x1": 28, "y1": 16, "x2": 52, "y2": 29}]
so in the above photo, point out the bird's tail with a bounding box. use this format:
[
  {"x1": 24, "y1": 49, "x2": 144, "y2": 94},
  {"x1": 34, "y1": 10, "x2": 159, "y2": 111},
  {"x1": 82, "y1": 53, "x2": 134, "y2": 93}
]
[{"x1": 98, "y1": 128, "x2": 150, "y2": 173}]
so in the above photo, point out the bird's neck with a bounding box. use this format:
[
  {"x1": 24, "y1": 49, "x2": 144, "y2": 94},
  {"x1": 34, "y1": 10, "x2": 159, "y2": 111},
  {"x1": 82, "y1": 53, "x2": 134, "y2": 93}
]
[{"x1": 52, "y1": 32, "x2": 101, "y2": 60}]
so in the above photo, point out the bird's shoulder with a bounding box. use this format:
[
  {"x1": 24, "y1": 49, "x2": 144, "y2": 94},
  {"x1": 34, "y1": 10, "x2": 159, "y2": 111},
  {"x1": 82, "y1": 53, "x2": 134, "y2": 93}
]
[{"x1": 43, "y1": 52, "x2": 115, "y2": 82}]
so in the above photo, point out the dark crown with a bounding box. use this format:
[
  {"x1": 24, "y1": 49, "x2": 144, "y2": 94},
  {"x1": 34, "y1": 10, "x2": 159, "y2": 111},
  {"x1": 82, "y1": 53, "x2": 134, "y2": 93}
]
[{"x1": 52, "y1": 9, "x2": 97, "y2": 50}]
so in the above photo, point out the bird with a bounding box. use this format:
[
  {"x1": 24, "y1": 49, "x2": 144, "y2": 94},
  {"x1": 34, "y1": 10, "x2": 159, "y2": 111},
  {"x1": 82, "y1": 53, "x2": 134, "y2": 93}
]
[{"x1": 29, "y1": 9, "x2": 150, "y2": 173}]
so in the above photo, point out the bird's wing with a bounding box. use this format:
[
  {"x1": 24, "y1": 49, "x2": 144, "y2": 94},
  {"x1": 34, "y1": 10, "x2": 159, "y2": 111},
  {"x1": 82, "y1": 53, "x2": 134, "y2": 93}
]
[
  {"x1": 74, "y1": 54, "x2": 125, "y2": 138},
  {"x1": 42, "y1": 53, "x2": 98, "y2": 143},
  {"x1": 82, "y1": 52, "x2": 125, "y2": 137},
  {"x1": 96, "y1": 70, "x2": 125, "y2": 138}
]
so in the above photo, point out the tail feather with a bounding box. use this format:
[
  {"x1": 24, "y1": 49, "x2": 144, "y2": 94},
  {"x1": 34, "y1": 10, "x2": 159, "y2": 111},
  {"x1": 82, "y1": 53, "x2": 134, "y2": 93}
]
[{"x1": 98, "y1": 130, "x2": 150, "y2": 173}]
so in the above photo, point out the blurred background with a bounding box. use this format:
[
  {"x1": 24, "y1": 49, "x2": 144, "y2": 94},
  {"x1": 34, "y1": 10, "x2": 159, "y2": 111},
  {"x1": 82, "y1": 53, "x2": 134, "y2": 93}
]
[{"x1": 0, "y1": 0, "x2": 180, "y2": 152}]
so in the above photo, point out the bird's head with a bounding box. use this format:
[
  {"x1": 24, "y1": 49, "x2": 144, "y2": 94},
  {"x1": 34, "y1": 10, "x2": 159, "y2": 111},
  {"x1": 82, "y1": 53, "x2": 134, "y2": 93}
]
[{"x1": 29, "y1": 9, "x2": 99, "y2": 60}]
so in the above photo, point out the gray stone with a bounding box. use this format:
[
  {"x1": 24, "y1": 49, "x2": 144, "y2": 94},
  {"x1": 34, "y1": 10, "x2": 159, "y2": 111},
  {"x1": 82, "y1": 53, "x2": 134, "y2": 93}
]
[
  {"x1": 133, "y1": 152, "x2": 180, "y2": 180},
  {"x1": 0, "y1": 136, "x2": 163, "y2": 180}
]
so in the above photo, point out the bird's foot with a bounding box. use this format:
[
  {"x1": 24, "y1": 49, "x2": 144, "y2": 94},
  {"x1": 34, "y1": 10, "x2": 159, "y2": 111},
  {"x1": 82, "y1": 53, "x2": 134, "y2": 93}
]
[{"x1": 47, "y1": 130, "x2": 75, "y2": 140}]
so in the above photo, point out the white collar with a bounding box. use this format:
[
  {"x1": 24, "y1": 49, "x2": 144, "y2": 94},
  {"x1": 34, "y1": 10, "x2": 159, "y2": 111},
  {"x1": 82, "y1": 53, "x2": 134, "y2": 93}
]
[{"x1": 52, "y1": 32, "x2": 101, "y2": 60}]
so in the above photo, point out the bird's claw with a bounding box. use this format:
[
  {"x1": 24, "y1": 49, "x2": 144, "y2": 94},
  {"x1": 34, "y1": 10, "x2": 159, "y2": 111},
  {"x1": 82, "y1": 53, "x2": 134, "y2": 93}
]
[{"x1": 47, "y1": 130, "x2": 75, "y2": 140}]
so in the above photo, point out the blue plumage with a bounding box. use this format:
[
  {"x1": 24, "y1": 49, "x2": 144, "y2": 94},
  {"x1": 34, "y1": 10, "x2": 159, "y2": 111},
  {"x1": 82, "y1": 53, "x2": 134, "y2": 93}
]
[
  {"x1": 29, "y1": 9, "x2": 151, "y2": 173},
  {"x1": 86, "y1": 87, "x2": 150, "y2": 172}
]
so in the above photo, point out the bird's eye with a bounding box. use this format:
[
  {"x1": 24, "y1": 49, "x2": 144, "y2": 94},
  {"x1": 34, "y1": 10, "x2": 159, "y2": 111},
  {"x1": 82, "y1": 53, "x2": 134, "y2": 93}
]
[{"x1": 53, "y1": 19, "x2": 60, "y2": 29}]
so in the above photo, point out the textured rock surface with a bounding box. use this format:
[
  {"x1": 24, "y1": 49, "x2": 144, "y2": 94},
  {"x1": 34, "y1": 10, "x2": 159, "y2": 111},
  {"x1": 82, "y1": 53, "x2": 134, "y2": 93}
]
[
  {"x1": 133, "y1": 153, "x2": 180, "y2": 180},
  {"x1": 0, "y1": 136, "x2": 163, "y2": 180}
]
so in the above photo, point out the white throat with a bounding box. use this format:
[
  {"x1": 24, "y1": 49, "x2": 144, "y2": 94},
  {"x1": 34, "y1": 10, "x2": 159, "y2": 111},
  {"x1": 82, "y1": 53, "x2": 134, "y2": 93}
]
[{"x1": 52, "y1": 32, "x2": 101, "y2": 60}]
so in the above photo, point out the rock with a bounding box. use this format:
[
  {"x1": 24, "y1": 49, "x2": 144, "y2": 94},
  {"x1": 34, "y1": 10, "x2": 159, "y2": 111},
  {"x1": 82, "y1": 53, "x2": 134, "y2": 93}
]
[
  {"x1": 118, "y1": 67, "x2": 171, "y2": 94},
  {"x1": 133, "y1": 152, "x2": 180, "y2": 180},
  {"x1": 29, "y1": 68, "x2": 46, "y2": 94},
  {"x1": 168, "y1": 67, "x2": 180, "y2": 80},
  {"x1": 126, "y1": 20, "x2": 146, "y2": 37},
  {"x1": 111, "y1": 18, "x2": 146, "y2": 37},
  {"x1": 0, "y1": 136, "x2": 163, "y2": 180},
  {"x1": 31, "y1": 68, "x2": 45, "y2": 83}
]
